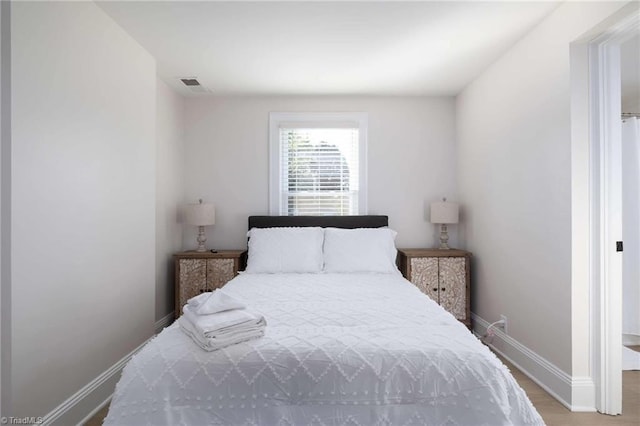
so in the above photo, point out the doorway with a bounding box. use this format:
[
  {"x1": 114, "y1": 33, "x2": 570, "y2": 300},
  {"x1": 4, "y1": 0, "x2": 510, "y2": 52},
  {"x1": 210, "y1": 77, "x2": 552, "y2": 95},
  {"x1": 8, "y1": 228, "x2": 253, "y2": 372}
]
[
  {"x1": 571, "y1": 3, "x2": 640, "y2": 415},
  {"x1": 620, "y1": 34, "x2": 640, "y2": 370}
]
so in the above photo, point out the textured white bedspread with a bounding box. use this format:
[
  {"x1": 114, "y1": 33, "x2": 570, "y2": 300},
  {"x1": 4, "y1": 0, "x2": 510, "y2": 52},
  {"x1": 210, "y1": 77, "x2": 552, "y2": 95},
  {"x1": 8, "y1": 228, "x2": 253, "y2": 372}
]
[{"x1": 105, "y1": 273, "x2": 544, "y2": 425}]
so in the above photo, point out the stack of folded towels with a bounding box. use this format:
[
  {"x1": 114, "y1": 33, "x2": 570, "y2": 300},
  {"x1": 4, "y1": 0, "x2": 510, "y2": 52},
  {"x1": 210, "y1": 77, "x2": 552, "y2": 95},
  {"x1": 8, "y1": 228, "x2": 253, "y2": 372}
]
[{"x1": 178, "y1": 290, "x2": 266, "y2": 351}]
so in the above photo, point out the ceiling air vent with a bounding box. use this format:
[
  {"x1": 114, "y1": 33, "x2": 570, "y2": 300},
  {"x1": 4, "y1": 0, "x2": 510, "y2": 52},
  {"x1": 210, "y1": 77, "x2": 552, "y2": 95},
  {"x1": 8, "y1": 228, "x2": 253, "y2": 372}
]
[
  {"x1": 179, "y1": 77, "x2": 209, "y2": 93},
  {"x1": 181, "y1": 78, "x2": 200, "y2": 86}
]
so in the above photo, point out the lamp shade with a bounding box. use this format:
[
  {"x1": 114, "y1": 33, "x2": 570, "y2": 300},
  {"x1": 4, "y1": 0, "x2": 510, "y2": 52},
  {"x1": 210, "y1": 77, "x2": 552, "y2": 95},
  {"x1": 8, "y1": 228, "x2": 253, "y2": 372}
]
[
  {"x1": 430, "y1": 200, "x2": 459, "y2": 224},
  {"x1": 184, "y1": 201, "x2": 215, "y2": 226}
]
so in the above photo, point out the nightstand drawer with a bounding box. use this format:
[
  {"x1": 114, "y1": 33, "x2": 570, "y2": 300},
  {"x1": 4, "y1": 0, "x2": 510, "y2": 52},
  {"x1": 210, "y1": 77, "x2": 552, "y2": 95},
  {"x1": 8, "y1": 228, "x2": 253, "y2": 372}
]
[
  {"x1": 206, "y1": 258, "x2": 236, "y2": 289},
  {"x1": 174, "y1": 250, "x2": 245, "y2": 318}
]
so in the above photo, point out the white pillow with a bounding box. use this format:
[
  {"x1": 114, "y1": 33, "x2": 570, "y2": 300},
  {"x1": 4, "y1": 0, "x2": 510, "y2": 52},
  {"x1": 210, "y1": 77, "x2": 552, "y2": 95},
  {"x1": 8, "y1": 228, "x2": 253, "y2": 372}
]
[
  {"x1": 323, "y1": 227, "x2": 399, "y2": 273},
  {"x1": 245, "y1": 227, "x2": 324, "y2": 273}
]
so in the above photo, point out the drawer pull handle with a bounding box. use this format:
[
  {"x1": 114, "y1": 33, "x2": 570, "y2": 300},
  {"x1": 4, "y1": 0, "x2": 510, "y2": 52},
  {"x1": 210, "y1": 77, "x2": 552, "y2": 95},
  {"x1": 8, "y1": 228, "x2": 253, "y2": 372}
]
[
  {"x1": 441, "y1": 288, "x2": 446, "y2": 292},
  {"x1": 433, "y1": 288, "x2": 438, "y2": 292}
]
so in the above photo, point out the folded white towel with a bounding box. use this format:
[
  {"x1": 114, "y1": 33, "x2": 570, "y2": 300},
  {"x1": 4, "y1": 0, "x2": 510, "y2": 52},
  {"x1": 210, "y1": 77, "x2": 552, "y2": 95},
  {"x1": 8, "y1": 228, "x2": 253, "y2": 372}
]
[
  {"x1": 187, "y1": 290, "x2": 246, "y2": 315},
  {"x1": 183, "y1": 305, "x2": 266, "y2": 337},
  {"x1": 178, "y1": 316, "x2": 265, "y2": 351}
]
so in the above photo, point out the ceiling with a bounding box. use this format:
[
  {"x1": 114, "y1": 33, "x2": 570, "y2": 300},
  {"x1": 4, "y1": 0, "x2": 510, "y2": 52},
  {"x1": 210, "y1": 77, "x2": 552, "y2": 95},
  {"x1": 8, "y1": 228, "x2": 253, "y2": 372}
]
[{"x1": 97, "y1": 1, "x2": 561, "y2": 96}]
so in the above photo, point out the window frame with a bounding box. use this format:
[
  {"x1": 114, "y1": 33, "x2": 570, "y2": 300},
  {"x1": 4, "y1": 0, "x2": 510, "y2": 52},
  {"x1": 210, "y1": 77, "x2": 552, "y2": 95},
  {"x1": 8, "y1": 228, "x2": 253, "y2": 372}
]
[{"x1": 269, "y1": 112, "x2": 368, "y2": 216}]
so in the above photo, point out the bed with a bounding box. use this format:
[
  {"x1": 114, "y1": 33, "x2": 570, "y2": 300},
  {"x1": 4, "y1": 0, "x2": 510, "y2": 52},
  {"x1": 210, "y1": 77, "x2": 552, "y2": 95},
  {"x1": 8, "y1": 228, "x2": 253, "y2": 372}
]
[{"x1": 104, "y1": 216, "x2": 543, "y2": 425}]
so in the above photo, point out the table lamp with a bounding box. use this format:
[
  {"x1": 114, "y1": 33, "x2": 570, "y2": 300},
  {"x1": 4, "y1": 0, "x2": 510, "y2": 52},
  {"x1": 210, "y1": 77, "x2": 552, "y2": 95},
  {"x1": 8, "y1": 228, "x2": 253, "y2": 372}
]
[
  {"x1": 183, "y1": 199, "x2": 216, "y2": 252},
  {"x1": 430, "y1": 198, "x2": 459, "y2": 250}
]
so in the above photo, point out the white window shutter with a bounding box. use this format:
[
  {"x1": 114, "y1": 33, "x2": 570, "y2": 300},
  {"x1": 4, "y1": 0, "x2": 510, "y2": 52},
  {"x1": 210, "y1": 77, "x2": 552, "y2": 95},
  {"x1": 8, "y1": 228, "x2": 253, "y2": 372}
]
[{"x1": 269, "y1": 113, "x2": 367, "y2": 216}]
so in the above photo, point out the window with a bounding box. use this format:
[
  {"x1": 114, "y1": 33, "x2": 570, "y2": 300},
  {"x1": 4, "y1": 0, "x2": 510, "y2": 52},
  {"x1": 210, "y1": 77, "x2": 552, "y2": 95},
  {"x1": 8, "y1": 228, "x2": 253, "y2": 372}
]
[{"x1": 269, "y1": 112, "x2": 367, "y2": 216}]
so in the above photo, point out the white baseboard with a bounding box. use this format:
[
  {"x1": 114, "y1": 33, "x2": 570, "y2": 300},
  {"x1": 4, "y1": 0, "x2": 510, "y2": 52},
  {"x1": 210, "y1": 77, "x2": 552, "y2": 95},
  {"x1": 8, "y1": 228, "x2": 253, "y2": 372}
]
[
  {"x1": 42, "y1": 339, "x2": 149, "y2": 426},
  {"x1": 76, "y1": 396, "x2": 111, "y2": 426},
  {"x1": 472, "y1": 313, "x2": 596, "y2": 412},
  {"x1": 155, "y1": 312, "x2": 175, "y2": 334},
  {"x1": 571, "y1": 377, "x2": 597, "y2": 412},
  {"x1": 622, "y1": 333, "x2": 640, "y2": 346},
  {"x1": 42, "y1": 313, "x2": 175, "y2": 426}
]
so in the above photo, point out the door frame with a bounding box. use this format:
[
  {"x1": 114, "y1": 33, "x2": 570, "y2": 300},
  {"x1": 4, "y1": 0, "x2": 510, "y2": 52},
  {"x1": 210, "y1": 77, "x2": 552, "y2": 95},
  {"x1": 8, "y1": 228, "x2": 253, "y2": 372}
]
[{"x1": 580, "y1": 6, "x2": 639, "y2": 415}]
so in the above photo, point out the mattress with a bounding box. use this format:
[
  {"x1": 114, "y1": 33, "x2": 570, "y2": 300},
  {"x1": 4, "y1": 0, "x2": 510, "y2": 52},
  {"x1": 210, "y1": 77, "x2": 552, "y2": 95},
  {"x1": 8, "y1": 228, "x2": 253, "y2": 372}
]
[{"x1": 104, "y1": 273, "x2": 544, "y2": 425}]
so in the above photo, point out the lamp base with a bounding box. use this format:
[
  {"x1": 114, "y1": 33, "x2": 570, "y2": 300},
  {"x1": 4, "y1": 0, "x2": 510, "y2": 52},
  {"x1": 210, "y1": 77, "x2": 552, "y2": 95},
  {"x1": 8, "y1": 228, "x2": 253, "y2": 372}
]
[
  {"x1": 438, "y1": 224, "x2": 450, "y2": 250},
  {"x1": 195, "y1": 225, "x2": 207, "y2": 252}
]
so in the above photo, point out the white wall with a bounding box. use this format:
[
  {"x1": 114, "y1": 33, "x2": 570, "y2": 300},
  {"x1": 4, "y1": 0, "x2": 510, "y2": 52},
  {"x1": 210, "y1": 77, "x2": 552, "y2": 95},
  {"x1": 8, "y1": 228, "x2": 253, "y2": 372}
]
[
  {"x1": 0, "y1": 0, "x2": 8, "y2": 418},
  {"x1": 623, "y1": 98, "x2": 640, "y2": 113},
  {"x1": 11, "y1": 2, "x2": 155, "y2": 419},
  {"x1": 621, "y1": 34, "x2": 640, "y2": 112},
  {"x1": 456, "y1": 0, "x2": 627, "y2": 401},
  {"x1": 156, "y1": 79, "x2": 184, "y2": 320},
  {"x1": 183, "y1": 96, "x2": 457, "y2": 250},
  {"x1": 621, "y1": 34, "x2": 640, "y2": 341}
]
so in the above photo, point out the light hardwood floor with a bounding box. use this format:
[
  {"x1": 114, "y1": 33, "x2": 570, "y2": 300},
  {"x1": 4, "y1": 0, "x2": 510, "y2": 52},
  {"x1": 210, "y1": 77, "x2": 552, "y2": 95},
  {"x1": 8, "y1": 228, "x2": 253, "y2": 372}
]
[
  {"x1": 85, "y1": 351, "x2": 640, "y2": 426},
  {"x1": 500, "y1": 356, "x2": 639, "y2": 426}
]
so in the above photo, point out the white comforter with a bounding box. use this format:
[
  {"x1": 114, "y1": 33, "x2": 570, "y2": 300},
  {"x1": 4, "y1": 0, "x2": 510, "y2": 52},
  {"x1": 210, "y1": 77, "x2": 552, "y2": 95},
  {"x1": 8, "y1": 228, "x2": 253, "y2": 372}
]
[{"x1": 105, "y1": 273, "x2": 544, "y2": 425}]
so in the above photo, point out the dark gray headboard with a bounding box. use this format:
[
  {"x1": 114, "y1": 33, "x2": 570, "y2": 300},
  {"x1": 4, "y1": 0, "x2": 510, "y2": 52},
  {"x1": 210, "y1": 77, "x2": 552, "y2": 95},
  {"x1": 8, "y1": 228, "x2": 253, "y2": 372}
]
[{"x1": 248, "y1": 215, "x2": 388, "y2": 230}]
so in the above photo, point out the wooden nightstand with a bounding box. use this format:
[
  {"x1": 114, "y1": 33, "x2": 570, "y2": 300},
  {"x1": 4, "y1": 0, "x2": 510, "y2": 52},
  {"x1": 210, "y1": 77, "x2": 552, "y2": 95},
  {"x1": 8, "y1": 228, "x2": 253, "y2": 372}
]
[
  {"x1": 397, "y1": 248, "x2": 472, "y2": 328},
  {"x1": 174, "y1": 250, "x2": 246, "y2": 318}
]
